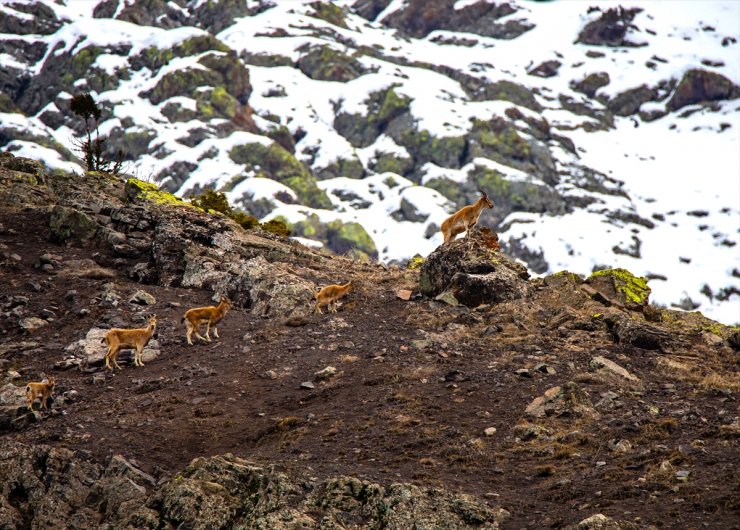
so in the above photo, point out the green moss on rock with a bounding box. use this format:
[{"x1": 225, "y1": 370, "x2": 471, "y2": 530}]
[
  {"x1": 406, "y1": 254, "x2": 425, "y2": 270},
  {"x1": 196, "y1": 86, "x2": 239, "y2": 119},
  {"x1": 292, "y1": 213, "x2": 377, "y2": 259},
  {"x1": 229, "y1": 142, "x2": 331, "y2": 209},
  {"x1": 309, "y1": 1, "x2": 348, "y2": 28},
  {"x1": 587, "y1": 267, "x2": 650, "y2": 309},
  {"x1": 126, "y1": 178, "x2": 190, "y2": 207},
  {"x1": 297, "y1": 45, "x2": 367, "y2": 82},
  {"x1": 335, "y1": 87, "x2": 412, "y2": 148},
  {"x1": 395, "y1": 128, "x2": 466, "y2": 173}
]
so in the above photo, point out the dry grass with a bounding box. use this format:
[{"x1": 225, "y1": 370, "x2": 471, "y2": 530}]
[
  {"x1": 698, "y1": 372, "x2": 740, "y2": 392},
  {"x1": 657, "y1": 357, "x2": 740, "y2": 391}
]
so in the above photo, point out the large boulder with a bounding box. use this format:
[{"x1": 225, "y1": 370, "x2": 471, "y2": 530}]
[
  {"x1": 585, "y1": 268, "x2": 650, "y2": 311},
  {"x1": 667, "y1": 69, "x2": 740, "y2": 111},
  {"x1": 576, "y1": 7, "x2": 645, "y2": 47},
  {"x1": 49, "y1": 206, "x2": 99, "y2": 245},
  {"x1": 419, "y1": 228, "x2": 531, "y2": 307},
  {"x1": 381, "y1": 0, "x2": 532, "y2": 39},
  {"x1": 149, "y1": 453, "x2": 510, "y2": 529}
]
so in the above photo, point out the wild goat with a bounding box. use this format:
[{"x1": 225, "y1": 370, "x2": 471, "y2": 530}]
[
  {"x1": 26, "y1": 377, "x2": 55, "y2": 411},
  {"x1": 102, "y1": 315, "x2": 157, "y2": 371},
  {"x1": 181, "y1": 297, "x2": 231, "y2": 345},
  {"x1": 440, "y1": 188, "x2": 494, "y2": 243},
  {"x1": 315, "y1": 282, "x2": 353, "y2": 314}
]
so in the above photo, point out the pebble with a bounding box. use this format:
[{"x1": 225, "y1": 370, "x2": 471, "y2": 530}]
[
  {"x1": 484, "y1": 427, "x2": 497, "y2": 436},
  {"x1": 300, "y1": 381, "x2": 315, "y2": 389}
]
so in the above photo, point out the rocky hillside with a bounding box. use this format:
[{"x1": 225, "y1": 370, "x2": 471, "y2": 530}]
[
  {"x1": 0, "y1": 155, "x2": 738, "y2": 528},
  {"x1": 0, "y1": 0, "x2": 738, "y2": 323}
]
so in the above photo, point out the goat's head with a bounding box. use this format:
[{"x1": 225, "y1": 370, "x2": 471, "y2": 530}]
[{"x1": 478, "y1": 188, "x2": 494, "y2": 209}]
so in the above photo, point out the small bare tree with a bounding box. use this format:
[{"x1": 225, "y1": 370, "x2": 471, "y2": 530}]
[{"x1": 70, "y1": 93, "x2": 124, "y2": 174}]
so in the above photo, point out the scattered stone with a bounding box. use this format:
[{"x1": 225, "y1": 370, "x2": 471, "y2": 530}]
[
  {"x1": 514, "y1": 368, "x2": 532, "y2": 378},
  {"x1": 396, "y1": 289, "x2": 412, "y2": 301},
  {"x1": 484, "y1": 427, "x2": 497, "y2": 436},
  {"x1": 129, "y1": 290, "x2": 156, "y2": 306},
  {"x1": 54, "y1": 358, "x2": 81, "y2": 370},
  {"x1": 25, "y1": 280, "x2": 42, "y2": 292},
  {"x1": 570, "y1": 513, "x2": 619, "y2": 530},
  {"x1": 589, "y1": 356, "x2": 639, "y2": 381},
  {"x1": 261, "y1": 370, "x2": 277, "y2": 380},
  {"x1": 534, "y1": 363, "x2": 556, "y2": 375},
  {"x1": 676, "y1": 470, "x2": 690, "y2": 482},
  {"x1": 525, "y1": 382, "x2": 599, "y2": 419},
  {"x1": 19, "y1": 317, "x2": 48, "y2": 334},
  {"x1": 314, "y1": 366, "x2": 337, "y2": 381},
  {"x1": 444, "y1": 370, "x2": 468, "y2": 382},
  {"x1": 434, "y1": 291, "x2": 459, "y2": 306},
  {"x1": 92, "y1": 373, "x2": 106, "y2": 385},
  {"x1": 300, "y1": 381, "x2": 315, "y2": 390},
  {"x1": 5, "y1": 371, "x2": 21, "y2": 381}
]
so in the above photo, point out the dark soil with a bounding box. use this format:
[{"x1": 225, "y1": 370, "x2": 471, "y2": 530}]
[{"x1": 1, "y1": 206, "x2": 738, "y2": 529}]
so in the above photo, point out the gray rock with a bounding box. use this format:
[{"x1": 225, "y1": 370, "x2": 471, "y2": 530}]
[
  {"x1": 49, "y1": 205, "x2": 99, "y2": 244},
  {"x1": 420, "y1": 229, "x2": 531, "y2": 307},
  {"x1": 589, "y1": 356, "x2": 639, "y2": 381},
  {"x1": 19, "y1": 317, "x2": 48, "y2": 334},
  {"x1": 525, "y1": 382, "x2": 599, "y2": 419},
  {"x1": 129, "y1": 289, "x2": 157, "y2": 306},
  {"x1": 314, "y1": 366, "x2": 337, "y2": 381},
  {"x1": 300, "y1": 381, "x2": 315, "y2": 389}
]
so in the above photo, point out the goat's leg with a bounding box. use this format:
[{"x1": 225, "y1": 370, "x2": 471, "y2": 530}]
[
  {"x1": 213, "y1": 326, "x2": 220, "y2": 339},
  {"x1": 193, "y1": 324, "x2": 209, "y2": 343},
  {"x1": 204, "y1": 322, "x2": 213, "y2": 343},
  {"x1": 316, "y1": 303, "x2": 323, "y2": 314},
  {"x1": 111, "y1": 347, "x2": 123, "y2": 370},
  {"x1": 136, "y1": 346, "x2": 144, "y2": 367},
  {"x1": 186, "y1": 322, "x2": 194, "y2": 346},
  {"x1": 105, "y1": 346, "x2": 113, "y2": 371}
]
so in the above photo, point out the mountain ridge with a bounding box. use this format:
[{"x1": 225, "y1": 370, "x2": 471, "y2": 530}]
[{"x1": 0, "y1": 0, "x2": 738, "y2": 324}]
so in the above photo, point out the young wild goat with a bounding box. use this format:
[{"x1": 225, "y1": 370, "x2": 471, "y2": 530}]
[
  {"x1": 181, "y1": 297, "x2": 231, "y2": 345},
  {"x1": 26, "y1": 376, "x2": 55, "y2": 411},
  {"x1": 440, "y1": 188, "x2": 494, "y2": 243},
  {"x1": 102, "y1": 315, "x2": 157, "y2": 371},
  {"x1": 315, "y1": 281, "x2": 353, "y2": 314}
]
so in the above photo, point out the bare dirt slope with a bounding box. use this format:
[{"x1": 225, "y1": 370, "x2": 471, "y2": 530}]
[{"x1": 0, "y1": 159, "x2": 738, "y2": 529}]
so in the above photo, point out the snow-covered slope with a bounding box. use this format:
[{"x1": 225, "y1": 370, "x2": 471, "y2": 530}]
[{"x1": 0, "y1": 0, "x2": 738, "y2": 323}]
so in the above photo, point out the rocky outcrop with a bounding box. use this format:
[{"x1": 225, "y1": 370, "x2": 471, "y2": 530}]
[
  {"x1": 419, "y1": 228, "x2": 531, "y2": 307},
  {"x1": 381, "y1": 0, "x2": 533, "y2": 40},
  {"x1": 585, "y1": 268, "x2": 650, "y2": 311},
  {"x1": 0, "y1": 158, "x2": 329, "y2": 319},
  {"x1": 0, "y1": 442, "x2": 510, "y2": 529},
  {"x1": 667, "y1": 68, "x2": 740, "y2": 111},
  {"x1": 576, "y1": 7, "x2": 645, "y2": 47},
  {"x1": 296, "y1": 45, "x2": 368, "y2": 82}
]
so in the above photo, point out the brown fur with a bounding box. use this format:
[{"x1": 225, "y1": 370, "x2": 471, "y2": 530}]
[
  {"x1": 26, "y1": 377, "x2": 55, "y2": 411},
  {"x1": 181, "y1": 297, "x2": 231, "y2": 345},
  {"x1": 315, "y1": 282, "x2": 353, "y2": 314},
  {"x1": 103, "y1": 315, "x2": 157, "y2": 371},
  {"x1": 440, "y1": 189, "x2": 494, "y2": 243}
]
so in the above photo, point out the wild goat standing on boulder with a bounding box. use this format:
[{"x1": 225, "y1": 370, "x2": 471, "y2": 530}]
[
  {"x1": 440, "y1": 189, "x2": 494, "y2": 243},
  {"x1": 181, "y1": 297, "x2": 231, "y2": 345},
  {"x1": 103, "y1": 315, "x2": 157, "y2": 371},
  {"x1": 315, "y1": 282, "x2": 353, "y2": 314}
]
